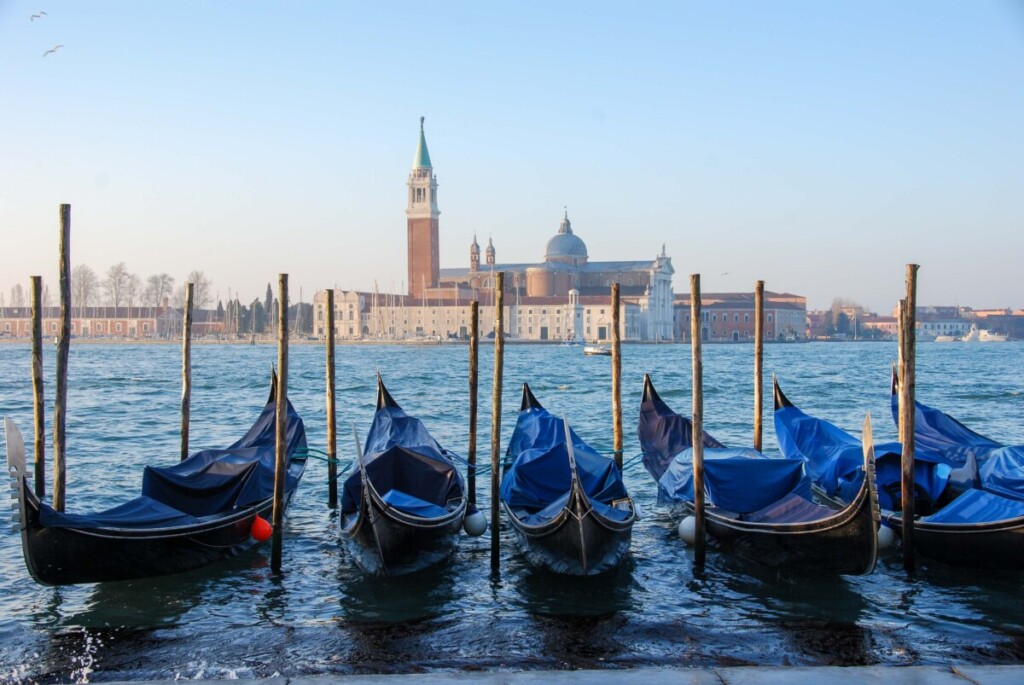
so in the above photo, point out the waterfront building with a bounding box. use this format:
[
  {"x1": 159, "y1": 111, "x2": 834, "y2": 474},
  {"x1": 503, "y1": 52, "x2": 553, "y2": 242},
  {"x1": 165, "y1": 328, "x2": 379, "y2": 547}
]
[
  {"x1": 673, "y1": 292, "x2": 807, "y2": 342},
  {"x1": 0, "y1": 306, "x2": 222, "y2": 340}
]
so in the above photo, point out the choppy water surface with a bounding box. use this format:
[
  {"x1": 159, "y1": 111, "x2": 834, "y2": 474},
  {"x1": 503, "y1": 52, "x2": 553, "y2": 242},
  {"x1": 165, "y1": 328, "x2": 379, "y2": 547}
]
[{"x1": 0, "y1": 341, "x2": 1022, "y2": 682}]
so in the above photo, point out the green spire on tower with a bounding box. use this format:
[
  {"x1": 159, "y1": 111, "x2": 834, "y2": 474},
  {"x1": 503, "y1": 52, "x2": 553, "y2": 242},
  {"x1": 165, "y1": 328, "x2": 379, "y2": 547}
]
[{"x1": 413, "y1": 116, "x2": 432, "y2": 169}]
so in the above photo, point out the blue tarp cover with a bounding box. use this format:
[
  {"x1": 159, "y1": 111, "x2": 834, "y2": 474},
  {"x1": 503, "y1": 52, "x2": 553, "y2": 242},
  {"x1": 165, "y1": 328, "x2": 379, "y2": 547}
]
[
  {"x1": 342, "y1": 403, "x2": 464, "y2": 519},
  {"x1": 891, "y1": 393, "x2": 1001, "y2": 467},
  {"x1": 37, "y1": 393, "x2": 307, "y2": 529},
  {"x1": 637, "y1": 388, "x2": 724, "y2": 481},
  {"x1": 890, "y1": 394, "x2": 1024, "y2": 501},
  {"x1": 774, "y1": 405, "x2": 949, "y2": 510},
  {"x1": 657, "y1": 447, "x2": 812, "y2": 513},
  {"x1": 979, "y1": 446, "x2": 1024, "y2": 502},
  {"x1": 501, "y1": 406, "x2": 630, "y2": 525},
  {"x1": 923, "y1": 488, "x2": 1024, "y2": 525}
]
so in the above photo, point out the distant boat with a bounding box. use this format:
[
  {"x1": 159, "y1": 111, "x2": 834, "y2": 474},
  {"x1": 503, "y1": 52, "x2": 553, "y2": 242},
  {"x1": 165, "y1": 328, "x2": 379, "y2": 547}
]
[
  {"x1": 942, "y1": 324, "x2": 1009, "y2": 343},
  {"x1": 582, "y1": 344, "x2": 611, "y2": 356}
]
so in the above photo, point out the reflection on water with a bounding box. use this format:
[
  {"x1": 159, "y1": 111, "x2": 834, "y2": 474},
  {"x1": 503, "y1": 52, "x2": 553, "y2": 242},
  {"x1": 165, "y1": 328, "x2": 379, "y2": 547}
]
[{"x1": 1, "y1": 342, "x2": 1023, "y2": 680}]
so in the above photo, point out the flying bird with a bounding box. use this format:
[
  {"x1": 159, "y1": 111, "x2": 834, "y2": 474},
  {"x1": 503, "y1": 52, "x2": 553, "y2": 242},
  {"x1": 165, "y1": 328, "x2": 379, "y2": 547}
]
[
  {"x1": 30, "y1": 11, "x2": 48, "y2": 21},
  {"x1": 43, "y1": 44, "x2": 62, "y2": 57}
]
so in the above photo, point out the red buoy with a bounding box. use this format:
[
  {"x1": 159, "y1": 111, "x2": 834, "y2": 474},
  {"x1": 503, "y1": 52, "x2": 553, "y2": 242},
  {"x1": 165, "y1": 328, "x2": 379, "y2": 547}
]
[{"x1": 250, "y1": 514, "x2": 272, "y2": 542}]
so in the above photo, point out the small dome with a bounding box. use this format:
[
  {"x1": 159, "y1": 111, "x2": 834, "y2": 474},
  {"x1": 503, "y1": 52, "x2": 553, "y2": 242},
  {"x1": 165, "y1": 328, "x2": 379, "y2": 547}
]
[{"x1": 544, "y1": 210, "x2": 587, "y2": 261}]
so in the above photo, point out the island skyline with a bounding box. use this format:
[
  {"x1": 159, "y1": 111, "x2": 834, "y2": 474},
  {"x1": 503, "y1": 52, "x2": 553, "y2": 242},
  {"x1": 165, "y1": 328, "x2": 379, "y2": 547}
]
[{"x1": 2, "y1": 2, "x2": 1022, "y2": 314}]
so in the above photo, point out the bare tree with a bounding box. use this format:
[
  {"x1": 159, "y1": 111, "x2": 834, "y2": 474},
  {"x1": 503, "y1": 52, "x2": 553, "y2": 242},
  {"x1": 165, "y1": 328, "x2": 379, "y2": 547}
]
[
  {"x1": 145, "y1": 273, "x2": 175, "y2": 307},
  {"x1": 104, "y1": 262, "x2": 129, "y2": 307},
  {"x1": 125, "y1": 273, "x2": 143, "y2": 309},
  {"x1": 186, "y1": 269, "x2": 213, "y2": 309},
  {"x1": 9, "y1": 284, "x2": 25, "y2": 308},
  {"x1": 71, "y1": 264, "x2": 99, "y2": 316}
]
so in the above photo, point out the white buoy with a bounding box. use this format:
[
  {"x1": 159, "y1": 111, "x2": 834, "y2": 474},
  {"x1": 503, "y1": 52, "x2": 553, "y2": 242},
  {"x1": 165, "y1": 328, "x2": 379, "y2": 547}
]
[
  {"x1": 464, "y1": 511, "x2": 488, "y2": 537},
  {"x1": 878, "y1": 523, "x2": 896, "y2": 550},
  {"x1": 678, "y1": 516, "x2": 697, "y2": 546}
]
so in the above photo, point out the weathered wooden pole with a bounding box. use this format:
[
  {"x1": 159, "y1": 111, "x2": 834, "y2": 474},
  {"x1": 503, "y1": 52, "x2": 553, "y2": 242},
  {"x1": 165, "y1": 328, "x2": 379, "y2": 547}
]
[
  {"x1": 30, "y1": 276, "x2": 45, "y2": 499},
  {"x1": 326, "y1": 289, "x2": 338, "y2": 508},
  {"x1": 490, "y1": 273, "x2": 505, "y2": 570},
  {"x1": 899, "y1": 264, "x2": 919, "y2": 573},
  {"x1": 53, "y1": 204, "x2": 71, "y2": 512},
  {"x1": 690, "y1": 274, "x2": 706, "y2": 571},
  {"x1": 180, "y1": 282, "x2": 194, "y2": 461},
  {"x1": 754, "y1": 280, "x2": 765, "y2": 452},
  {"x1": 611, "y1": 283, "x2": 623, "y2": 470},
  {"x1": 896, "y1": 299, "x2": 906, "y2": 443},
  {"x1": 468, "y1": 300, "x2": 480, "y2": 508},
  {"x1": 272, "y1": 273, "x2": 289, "y2": 573}
]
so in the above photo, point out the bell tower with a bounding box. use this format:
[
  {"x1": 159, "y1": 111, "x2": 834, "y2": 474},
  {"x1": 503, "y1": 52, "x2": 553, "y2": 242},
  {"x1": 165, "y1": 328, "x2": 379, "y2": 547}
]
[{"x1": 407, "y1": 116, "x2": 440, "y2": 298}]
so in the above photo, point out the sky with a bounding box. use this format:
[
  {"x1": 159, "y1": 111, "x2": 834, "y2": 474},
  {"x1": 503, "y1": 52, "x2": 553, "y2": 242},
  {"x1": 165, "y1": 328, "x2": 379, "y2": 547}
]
[{"x1": 2, "y1": 1, "x2": 1022, "y2": 313}]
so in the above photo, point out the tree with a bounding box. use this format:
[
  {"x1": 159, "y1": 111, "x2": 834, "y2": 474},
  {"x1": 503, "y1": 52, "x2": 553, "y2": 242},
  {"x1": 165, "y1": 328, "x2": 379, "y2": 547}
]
[
  {"x1": 145, "y1": 273, "x2": 175, "y2": 307},
  {"x1": 251, "y1": 299, "x2": 266, "y2": 335},
  {"x1": 71, "y1": 264, "x2": 99, "y2": 315},
  {"x1": 9, "y1": 284, "x2": 25, "y2": 308},
  {"x1": 266, "y1": 282, "x2": 274, "y2": 333},
  {"x1": 186, "y1": 270, "x2": 213, "y2": 309},
  {"x1": 124, "y1": 273, "x2": 143, "y2": 309},
  {"x1": 104, "y1": 262, "x2": 129, "y2": 307},
  {"x1": 42, "y1": 284, "x2": 52, "y2": 308}
]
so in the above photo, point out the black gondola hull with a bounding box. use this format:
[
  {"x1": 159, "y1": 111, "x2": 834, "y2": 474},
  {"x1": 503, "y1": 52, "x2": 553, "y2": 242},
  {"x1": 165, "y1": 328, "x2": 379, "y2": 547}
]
[
  {"x1": 502, "y1": 487, "x2": 634, "y2": 576},
  {"x1": 341, "y1": 488, "x2": 465, "y2": 576},
  {"x1": 672, "y1": 477, "x2": 878, "y2": 575},
  {"x1": 890, "y1": 516, "x2": 1024, "y2": 569},
  {"x1": 13, "y1": 461, "x2": 305, "y2": 586}
]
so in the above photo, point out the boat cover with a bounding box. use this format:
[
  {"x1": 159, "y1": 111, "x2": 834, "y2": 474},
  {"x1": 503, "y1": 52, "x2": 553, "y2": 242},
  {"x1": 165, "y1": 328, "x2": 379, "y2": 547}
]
[
  {"x1": 922, "y1": 488, "x2": 1024, "y2": 525},
  {"x1": 656, "y1": 447, "x2": 812, "y2": 513},
  {"x1": 775, "y1": 404, "x2": 949, "y2": 510},
  {"x1": 36, "y1": 396, "x2": 307, "y2": 529},
  {"x1": 637, "y1": 386, "x2": 725, "y2": 481},
  {"x1": 501, "y1": 405, "x2": 630, "y2": 526},
  {"x1": 890, "y1": 394, "x2": 1024, "y2": 500},
  {"x1": 979, "y1": 446, "x2": 1024, "y2": 502},
  {"x1": 890, "y1": 393, "x2": 1002, "y2": 466},
  {"x1": 341, "y1": 402, "x2": 463, "y2": 519}
]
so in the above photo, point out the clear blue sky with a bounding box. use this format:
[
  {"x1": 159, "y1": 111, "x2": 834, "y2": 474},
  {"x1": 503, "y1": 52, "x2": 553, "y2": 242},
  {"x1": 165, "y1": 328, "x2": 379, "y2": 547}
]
[{"x1": 2, "y1": 1, "x2": 1022, "y2": 312}]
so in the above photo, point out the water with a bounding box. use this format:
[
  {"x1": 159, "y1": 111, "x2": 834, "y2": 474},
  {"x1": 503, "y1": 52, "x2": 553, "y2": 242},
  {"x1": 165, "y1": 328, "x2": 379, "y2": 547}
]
[{"x1": 0, "y1": 341, "x2": 1022, "y2": 682}]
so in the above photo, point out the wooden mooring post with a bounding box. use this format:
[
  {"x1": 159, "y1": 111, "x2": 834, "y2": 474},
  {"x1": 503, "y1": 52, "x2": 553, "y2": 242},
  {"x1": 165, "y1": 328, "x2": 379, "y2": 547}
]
[
  {"x1": 326, "y1": 289, "x2": 338, "y2": 508},
  {"x1": 690, "y1": 274, "x2": 706, "y2": 572},
  {"x1": 180, "y1": 282, "x2": 194, "y2": 461},
  {"x1": 53, "y1": 204, "x2": 71, "y2": 513},
  {"x1": 31, "y1": 276, "x2": 45, "y2": 499},
  {"x1": 611, "y1": 283, "x2": 623, "y2": 470},
  {"x1": 490, "y1": 273, "x2": 505, "y2": 570},
  {"x1": 899, "y1": 264, "x2": 919, "y2": 573},
  {"x1": 271, "y1": 273, "x2": 289, "y2": 573},
  {"x1": 468, "y1": 300, "x2": 479, "y2": 508},
  {"x1": 754, "y1": 280, "x2": 764, "y2": 452}
]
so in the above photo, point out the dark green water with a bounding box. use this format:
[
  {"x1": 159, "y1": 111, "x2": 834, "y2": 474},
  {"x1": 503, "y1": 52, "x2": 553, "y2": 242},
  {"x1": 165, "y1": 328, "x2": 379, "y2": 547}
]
[{"x1": 1, "y1": 341, "x2": 1021, "y2": 682}]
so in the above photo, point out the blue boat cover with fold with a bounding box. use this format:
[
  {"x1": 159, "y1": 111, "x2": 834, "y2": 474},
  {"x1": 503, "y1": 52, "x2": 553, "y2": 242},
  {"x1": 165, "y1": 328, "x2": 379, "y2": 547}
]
[
  {"x1": 775, "y1": 404, "x2": 949, "y2": 510},
  {"x1": 922, "y1": 489, "x2": 1024, "y2": 524},
  {"x1": 637, "y1": 387, "x2": 724, "y2": 481},
  {"x1": 501, "y1": 406, "x2": 630, "y2": 525},
  {"x1": 890, "y1": 393, "x2": 1001, "y2": 466},
  {"x1": 889, "y1": 394, "x2": 1024, "y2": 500},
  {"x1": 36, "y1": 394, "x2": 307, "y2": 529},
  {"x1": 656, "y1": 447, "x2": 812, "y2": 513},
  {"x1": 979, "y1": 446, "x2": 1024, "y2": 502},
  {"x1": 341, "y1": 403, "x2": 464, "y2": 519}
]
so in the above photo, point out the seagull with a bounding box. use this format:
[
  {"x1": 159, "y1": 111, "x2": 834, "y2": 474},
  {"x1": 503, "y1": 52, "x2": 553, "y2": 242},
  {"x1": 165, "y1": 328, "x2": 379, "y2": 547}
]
[
  {"x1": 43, "y1": 44, "x2": 62, "y2": 57},
  {"x1": 30, "y1": 11, "x2": 48, "y2": 21},
  {"x1": 721, "y1": 272, "x2": 729, "y2": 276}
]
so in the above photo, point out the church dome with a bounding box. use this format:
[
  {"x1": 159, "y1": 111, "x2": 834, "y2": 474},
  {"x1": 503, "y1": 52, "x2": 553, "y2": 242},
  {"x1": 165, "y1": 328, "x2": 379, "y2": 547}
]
[{"x1": 544, "y1": 211, "x2": 588, "y2": 262}]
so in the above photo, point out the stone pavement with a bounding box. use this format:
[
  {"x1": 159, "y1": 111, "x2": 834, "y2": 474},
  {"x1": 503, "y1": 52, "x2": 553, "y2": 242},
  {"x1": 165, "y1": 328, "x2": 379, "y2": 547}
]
[{"x1": 105, "y1": 665, "x2": 1022, "y2": 685}]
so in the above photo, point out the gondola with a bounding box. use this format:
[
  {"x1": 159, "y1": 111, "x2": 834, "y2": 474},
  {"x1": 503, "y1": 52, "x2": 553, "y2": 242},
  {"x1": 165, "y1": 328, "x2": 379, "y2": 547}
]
[
  {"x1": 774, "y1": 376, "x2": 1024, "y2": 568},
  {"x1": 500, "y1": 384, "x2": 635, "y2": 576},
  {"x1": 638, "y1": 375, "x2": 879, "y2": 575},
  {"x1": 4, "y1": 373, "x2": 307, "y2": 586},
  {"x1": 888, "y1": 371, "x2": 1024, "y2": 567},
  {"x1": 340, "y1": 375, "x2": 471, "y2": 576}
]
